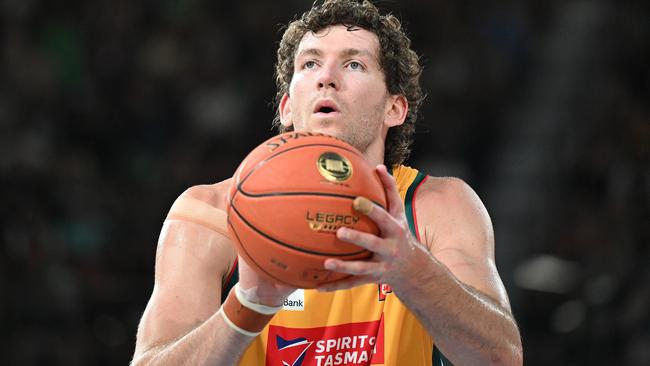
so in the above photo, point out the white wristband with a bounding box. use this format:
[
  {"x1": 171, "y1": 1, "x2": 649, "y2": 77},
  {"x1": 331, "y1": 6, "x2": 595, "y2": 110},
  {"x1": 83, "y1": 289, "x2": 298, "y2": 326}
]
[
  {"x1": 234, "y1": 283, "x2": 283, "y2": 315},
  {"x1": 218, "y1": 309, "x2": 260, "y2": 337}
]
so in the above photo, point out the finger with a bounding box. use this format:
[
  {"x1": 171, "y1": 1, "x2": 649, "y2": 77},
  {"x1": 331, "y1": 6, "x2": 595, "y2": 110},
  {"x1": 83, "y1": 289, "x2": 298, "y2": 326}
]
[
  {"x1": 376, "y1": 164, "x2": 405, "y2": 217},
  {"x1": 337, "y1": 227, "x2": 390, "y2": 256},
  {"x1": 318, "y1": 275, "x2": 376, "y2": 292},
  {"x1": 323, "y1": 258, "x2": 382, "y2": 276},
  {"x1": 352, "y1": 197, "x2": 402, "y2": 237}
]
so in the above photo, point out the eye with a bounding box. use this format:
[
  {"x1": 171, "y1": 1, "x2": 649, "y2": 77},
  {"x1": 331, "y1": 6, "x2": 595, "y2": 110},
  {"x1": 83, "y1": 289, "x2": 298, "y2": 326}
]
[
  {"x1": 347, "y1": 61, "x2": 364, "y2": 71},
  {"x1": 303, "y1": 60, "x2": 317, "y2": 69}
]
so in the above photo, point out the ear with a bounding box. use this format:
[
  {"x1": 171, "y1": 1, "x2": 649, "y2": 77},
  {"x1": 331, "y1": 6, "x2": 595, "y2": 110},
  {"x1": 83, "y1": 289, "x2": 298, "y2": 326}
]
[
  {"x1": 279, "y1": 93, "x2": 293, "y2": 127},
  {"x1": 384, "y1": 95, "x2": 408, "y2": 128}
]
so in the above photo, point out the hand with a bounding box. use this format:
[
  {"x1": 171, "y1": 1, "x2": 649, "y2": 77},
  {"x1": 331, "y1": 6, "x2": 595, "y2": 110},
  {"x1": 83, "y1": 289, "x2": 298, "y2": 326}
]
[
  {"x1": 319, "y1": 164, "x2": 425, "y2": 291},
  {"x1": 237, "y1": 255, "x2": 297, "y2": 307}
]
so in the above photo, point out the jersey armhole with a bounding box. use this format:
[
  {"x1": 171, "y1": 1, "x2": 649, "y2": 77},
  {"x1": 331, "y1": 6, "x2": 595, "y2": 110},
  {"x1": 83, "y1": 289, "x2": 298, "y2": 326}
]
[
  {"x1": 404, "y1": 172, "x2": 428, "y2": 241},
  {"x1": 221, "y1": 257, "x2": 239, "y2": 303}
]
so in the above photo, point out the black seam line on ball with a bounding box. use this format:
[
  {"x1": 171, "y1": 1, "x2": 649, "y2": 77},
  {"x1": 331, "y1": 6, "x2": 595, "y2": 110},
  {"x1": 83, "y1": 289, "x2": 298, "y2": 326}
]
[
  {"x1": 227, "y1": 217, "x2": 291, "y2": 285},
  {"x1": 237, "y1": 143, "x2": 360, "y2": 191},
  {"x1": 229, "y1": 142, "x2": 357, "y2": 212},
  {"x1": 236, "y1": 190, "x2": 385, "y2": 209},
  {"x1": 229, "y1": 203, "x2": 368, "y2": 257}
]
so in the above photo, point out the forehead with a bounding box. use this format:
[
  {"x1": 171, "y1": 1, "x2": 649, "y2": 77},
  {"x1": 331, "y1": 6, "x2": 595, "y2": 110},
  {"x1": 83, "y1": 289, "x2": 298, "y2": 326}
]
[{"x1": 296, "y1": 25, "x2": 380, "y2": 58}]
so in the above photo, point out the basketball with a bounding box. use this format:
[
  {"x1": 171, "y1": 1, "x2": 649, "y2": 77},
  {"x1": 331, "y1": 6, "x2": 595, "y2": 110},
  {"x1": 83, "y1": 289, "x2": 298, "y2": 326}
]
[{"x1": 226, "y1": 131, "x2": 387, "y2": 288}]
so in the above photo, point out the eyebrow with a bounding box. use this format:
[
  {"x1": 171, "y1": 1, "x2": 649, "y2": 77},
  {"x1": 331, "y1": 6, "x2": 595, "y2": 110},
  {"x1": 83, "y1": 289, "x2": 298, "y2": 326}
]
[
  {"x1": 296, "y1": 48, "x2": 376, "y2": 61},
  {"x1": 296, "y1": 48, "x2": 322, "y2": 58}
]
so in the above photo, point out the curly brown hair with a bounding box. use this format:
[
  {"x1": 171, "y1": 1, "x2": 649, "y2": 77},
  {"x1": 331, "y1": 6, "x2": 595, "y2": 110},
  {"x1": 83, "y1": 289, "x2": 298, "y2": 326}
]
[{"x1": 273, "y1": 0, "x2": 424, "y2": 167}]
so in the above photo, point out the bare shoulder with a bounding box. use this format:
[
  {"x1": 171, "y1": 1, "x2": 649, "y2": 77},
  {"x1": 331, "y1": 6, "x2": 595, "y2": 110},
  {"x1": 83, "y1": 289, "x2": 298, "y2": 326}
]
[
  {"x1": 133, "y1": 178, "x2": 237, "y2": 358},
  {"x1": 414, "y1": 176, "x2": 495, "y2": 258},
  {"x1": 417, "y1": 176, "x2": 490, "y2": 218},
  {"x1": 165, "y1": 177, "x2": 237, "y2": 269},
  {"x1": 413, "y1": 176, "x2": 511, "y2": 308},
  {"x1": 181, "y1": 177, "x2": 234, "y2": 211}
]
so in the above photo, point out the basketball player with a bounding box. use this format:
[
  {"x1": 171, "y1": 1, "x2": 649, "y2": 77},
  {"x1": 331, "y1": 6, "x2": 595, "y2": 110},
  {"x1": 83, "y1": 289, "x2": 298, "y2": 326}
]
[{"x1": 132, "y1": 1, "x2": 523, "y2": 365}]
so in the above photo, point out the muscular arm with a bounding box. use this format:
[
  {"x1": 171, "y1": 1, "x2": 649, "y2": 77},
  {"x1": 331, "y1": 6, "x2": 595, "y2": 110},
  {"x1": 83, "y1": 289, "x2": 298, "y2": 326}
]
[
  {"x1": 397, "y1": 254, "x2": 520, "y2": 366},
  {"x1": 131, "y1": 184, "x2": 254, "y2": 366},
  {"x1": 406, "y1": 178, "x2": 522, "y2": 365},
  {"x1": 322, "y1": 168, "x2": 522, "y2": 365}
]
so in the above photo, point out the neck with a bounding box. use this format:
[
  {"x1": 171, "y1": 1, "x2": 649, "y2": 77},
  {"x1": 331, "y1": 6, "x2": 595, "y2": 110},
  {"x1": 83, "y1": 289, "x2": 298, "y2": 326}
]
[{"x1": 362, "y1": 131, "x2": 387, "y2": 169}]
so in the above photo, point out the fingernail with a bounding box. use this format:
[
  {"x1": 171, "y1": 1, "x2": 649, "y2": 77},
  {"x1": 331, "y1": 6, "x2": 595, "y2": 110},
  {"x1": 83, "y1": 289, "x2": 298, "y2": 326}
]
[
  {"x1": 338, "y1": 227, "x2": 350, "y2": 238},
  {"x1": 353, "y1": 197, "x2": 373, "y2": 215},
  {"x1": 324, "y1": 261, "x2": 336, "y2": 270}
]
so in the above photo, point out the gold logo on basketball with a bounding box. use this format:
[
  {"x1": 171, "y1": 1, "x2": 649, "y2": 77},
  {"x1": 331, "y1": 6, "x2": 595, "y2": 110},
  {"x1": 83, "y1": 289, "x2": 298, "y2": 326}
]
[
  {"x1": 317, "y1": 152, "x2": 352, "y2": 182},
  {"x1": 306, "y1": 211, "x2": 360, "y2": 232}
]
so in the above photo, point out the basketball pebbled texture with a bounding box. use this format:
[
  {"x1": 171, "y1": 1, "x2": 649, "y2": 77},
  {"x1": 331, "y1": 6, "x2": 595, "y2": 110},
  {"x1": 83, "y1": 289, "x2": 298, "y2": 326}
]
[{"x1": 227, "y1": 131, "x2": 387, "y2": 288}]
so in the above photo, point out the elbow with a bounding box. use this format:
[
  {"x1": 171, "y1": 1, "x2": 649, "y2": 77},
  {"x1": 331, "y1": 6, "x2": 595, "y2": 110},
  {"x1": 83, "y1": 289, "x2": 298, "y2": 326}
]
[
  {"x1": 130, "y1": 356, "x2": 146, "y2": 366},
  {"x1": 130, "y1": 351, "x2": 156, "y2": 366},
  {"x1": 512, "y1": 344, "x2": 524, "y2": 366},
  {"x1": 509, "y1": 332, "x2": 524, "y2": 366},
  {"x1": 131, "y1": 341, "x2": 167, "y2": 366},
  {"x1": 488, "y1": 340, "x2": 523, "y2": 366},
  {"x1": 493, "y1": 320, "x2": 523, "y2": 366}
]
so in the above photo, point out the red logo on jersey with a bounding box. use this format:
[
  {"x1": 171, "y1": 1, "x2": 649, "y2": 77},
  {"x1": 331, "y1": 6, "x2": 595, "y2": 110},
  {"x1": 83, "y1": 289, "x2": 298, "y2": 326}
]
[
  {"x1": 266, "y1": 316, "x2": 385, "y2": 366},
  {"x1": 378, "y1": 283, "x2": 393, "y2": 301}
]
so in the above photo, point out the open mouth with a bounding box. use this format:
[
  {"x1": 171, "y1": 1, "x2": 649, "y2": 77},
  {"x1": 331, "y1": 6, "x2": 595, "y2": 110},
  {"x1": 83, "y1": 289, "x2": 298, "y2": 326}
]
[{"x1": 314, "y1": 100, "x2": 339, "y2": 115}]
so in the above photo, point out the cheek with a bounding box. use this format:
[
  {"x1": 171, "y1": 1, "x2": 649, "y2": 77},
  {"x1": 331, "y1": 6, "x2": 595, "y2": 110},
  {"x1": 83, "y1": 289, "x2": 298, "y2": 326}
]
[
  {"x1": 355, "y1": 75, "x2": 386, "y2": 97},
  {"x1": 289, "y1": 77, "x2": 309, "y2": 106},
  {"x1": 289, "y1": 72, "x2": 307, "y2": 93},
  {"x1": 352, "y1": 83, "x2": 390, "y2": 124}
]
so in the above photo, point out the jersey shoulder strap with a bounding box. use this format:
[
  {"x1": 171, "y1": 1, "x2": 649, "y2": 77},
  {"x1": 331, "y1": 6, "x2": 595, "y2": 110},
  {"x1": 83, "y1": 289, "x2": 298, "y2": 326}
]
[{"x1": 392, "y1": 165, "x2": 428, "y2": 239}]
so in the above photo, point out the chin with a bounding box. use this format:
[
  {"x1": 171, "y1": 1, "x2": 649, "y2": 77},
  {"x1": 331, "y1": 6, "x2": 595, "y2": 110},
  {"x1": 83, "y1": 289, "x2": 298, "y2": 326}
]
[
  {"x1": 295, "y1": 123, "x2": 358, "y2": 148},
  {"x1": 313, "y1": 128, "x2": 348, "y2": 142},
  {"x1": 322, "y1": 131, "x2": 361, "y2": 151},
  {"x1": 297, "y1": 124, "x2": 339, "y2": 138}
]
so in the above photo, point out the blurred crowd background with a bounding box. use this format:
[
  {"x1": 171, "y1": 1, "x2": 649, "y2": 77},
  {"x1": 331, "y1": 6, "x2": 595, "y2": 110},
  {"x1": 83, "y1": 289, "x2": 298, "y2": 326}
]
[{"x1": 1, "y1": 0, "x2": 647, "y2": 365}]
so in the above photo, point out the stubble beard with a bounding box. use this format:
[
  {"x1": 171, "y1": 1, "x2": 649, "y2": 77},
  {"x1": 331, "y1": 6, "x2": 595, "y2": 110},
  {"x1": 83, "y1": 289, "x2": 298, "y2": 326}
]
[
  {"x1": 339, "y1": 98, "x2": 386, "y2": 154},
  {"x1": 294, "y1": 99, "x2": 386, "y2": 154}
]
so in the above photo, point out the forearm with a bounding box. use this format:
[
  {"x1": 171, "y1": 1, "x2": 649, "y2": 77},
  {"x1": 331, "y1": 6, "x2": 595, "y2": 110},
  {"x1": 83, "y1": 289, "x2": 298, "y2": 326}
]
[
  {"x1": 131, "y1": 310, "x2": 254, "y2": 366},
  {"x1": 395, "y1": 248, "x2": 522, "y2": 366}
]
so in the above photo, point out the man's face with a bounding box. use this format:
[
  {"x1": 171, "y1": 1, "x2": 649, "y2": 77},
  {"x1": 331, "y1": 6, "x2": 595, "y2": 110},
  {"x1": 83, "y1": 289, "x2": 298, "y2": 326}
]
[{"x1": 280, "y1": 25, "x2": 394, "y2": 153}]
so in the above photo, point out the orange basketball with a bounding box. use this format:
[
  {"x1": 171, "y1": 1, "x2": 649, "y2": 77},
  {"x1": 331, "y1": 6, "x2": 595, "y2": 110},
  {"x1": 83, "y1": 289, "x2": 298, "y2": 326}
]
[{"x1": 226, "y1": 131, "x2": 387, "y2": 288}]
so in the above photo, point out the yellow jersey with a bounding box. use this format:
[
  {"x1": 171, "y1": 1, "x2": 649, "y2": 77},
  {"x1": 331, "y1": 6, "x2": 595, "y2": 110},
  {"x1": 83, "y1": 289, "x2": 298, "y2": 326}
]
[{"x1": 224, "y1": 165, "x2": 450, "y2": 365}]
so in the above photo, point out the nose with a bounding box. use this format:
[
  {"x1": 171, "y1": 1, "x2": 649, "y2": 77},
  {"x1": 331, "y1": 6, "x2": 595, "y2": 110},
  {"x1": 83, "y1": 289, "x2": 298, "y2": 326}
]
[{"x1": 316, "y1": 62, "x2": 338, "y2": 90}]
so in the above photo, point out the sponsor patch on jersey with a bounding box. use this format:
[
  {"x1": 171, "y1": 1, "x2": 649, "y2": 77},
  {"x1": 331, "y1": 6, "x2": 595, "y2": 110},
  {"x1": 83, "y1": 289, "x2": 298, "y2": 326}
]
[
  {"x1": 275, "y1": 335, "x2": 314, "y2": 366},
  {"x1": 283, "y1": 289, "x2": 306, "y2": 311},
  {"x1": 266, "y1": 316, "x2": 385, "y2": 366}
]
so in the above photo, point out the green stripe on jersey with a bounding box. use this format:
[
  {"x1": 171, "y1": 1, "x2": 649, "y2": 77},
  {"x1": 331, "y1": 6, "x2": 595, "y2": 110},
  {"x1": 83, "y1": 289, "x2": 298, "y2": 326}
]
[{"x1": 404, "y1": 171, "x2": 426, "y2": 238}]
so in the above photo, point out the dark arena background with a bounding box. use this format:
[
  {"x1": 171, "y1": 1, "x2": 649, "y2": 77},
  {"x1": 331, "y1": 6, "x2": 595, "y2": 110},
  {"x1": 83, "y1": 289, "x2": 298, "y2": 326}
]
[{"x1": 1, "y1": 1, "x2": 648, "y2": 365}]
